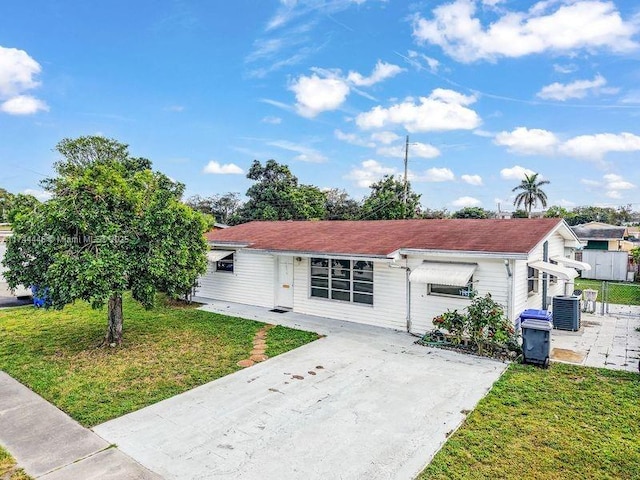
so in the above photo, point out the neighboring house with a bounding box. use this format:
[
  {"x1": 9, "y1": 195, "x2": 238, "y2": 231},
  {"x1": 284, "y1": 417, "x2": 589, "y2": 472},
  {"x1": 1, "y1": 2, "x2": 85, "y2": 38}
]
[
  {"x1": 571, "y1": 222, "x2": 633, "y2": 281},
  {"x1": 570, "y1": 222, "x2": 630, "y2": 251},
  {"x1": 196, "y1": 219, "x2": 586, "y2": 335}
]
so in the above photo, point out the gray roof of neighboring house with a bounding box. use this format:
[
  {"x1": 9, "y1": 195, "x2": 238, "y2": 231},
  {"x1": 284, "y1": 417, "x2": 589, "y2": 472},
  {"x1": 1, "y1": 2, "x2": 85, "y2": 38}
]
[{"x1": 571, "y1": 223, "x2": 626, "y2": 241}]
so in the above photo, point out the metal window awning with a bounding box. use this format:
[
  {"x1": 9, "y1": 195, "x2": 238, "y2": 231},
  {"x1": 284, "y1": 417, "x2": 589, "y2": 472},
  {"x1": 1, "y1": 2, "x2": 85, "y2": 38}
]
[
  {"x1": 528, "y1": 260, "x2": 579, "y2": 280},
  {"x1": 409, "y1": 262, "x2": 477, "y2": 286},
  {"x1": 206, "y1": 250, "x2": 235, "y2": 262},
  {"x1": 550, "y1": 256, "x2": 592, "y2": 271}
]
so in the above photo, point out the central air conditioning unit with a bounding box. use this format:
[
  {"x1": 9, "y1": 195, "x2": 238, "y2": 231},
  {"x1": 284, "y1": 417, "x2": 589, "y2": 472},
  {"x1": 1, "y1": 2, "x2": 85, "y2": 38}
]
[{"x1": 552, "y1": 295, "x2": 581, "y2": 331}]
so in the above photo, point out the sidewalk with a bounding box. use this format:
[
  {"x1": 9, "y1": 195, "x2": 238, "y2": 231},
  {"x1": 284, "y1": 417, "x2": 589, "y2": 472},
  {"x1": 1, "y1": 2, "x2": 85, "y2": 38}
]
[
  {"x1": 551, "y1": 312, "x2": 640, "y2": 372},
  {"x1": 0, "y1": 372, "x2": 162, "y2": 479}
]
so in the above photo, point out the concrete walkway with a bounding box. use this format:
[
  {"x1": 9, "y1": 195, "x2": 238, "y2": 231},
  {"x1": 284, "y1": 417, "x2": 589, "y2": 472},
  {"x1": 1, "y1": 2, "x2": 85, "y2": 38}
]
[
  {"x1": 0, "y1": 372, "x2": 161, "y2": 479},
  {"x1": 94, "y1": 300, "x2": 507, "y2": 480},
  {"x1": 551, "y1": 311, "x2": 640, "y2": 372}
]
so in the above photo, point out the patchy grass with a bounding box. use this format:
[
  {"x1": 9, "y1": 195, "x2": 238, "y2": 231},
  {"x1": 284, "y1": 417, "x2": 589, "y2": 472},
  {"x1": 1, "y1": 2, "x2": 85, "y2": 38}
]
[
  {"x1": 0, "y1": 296, "x2": 318, "y2": 427},
  {"x1": 575, "y1": 278, "x2": 640, "y2": 306},
  {"x1": 0, "y1": 445, "x2": 32, "y2": 480},
  {"x1": 419, "y1": 363, "x2": 640, "y2": 480}
]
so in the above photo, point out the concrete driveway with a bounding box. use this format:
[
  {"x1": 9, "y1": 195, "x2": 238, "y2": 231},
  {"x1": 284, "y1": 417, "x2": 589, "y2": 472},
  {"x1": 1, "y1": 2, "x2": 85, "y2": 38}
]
[{"x1": 94, "y1": 302, "x2": 507, "y2": 480}]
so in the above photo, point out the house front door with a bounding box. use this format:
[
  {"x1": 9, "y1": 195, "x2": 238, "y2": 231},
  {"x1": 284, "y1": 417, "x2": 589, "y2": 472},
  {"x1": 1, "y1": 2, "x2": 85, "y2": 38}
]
[{"x1": 276, "y1": 256, "x2": 294, "y2": 309}]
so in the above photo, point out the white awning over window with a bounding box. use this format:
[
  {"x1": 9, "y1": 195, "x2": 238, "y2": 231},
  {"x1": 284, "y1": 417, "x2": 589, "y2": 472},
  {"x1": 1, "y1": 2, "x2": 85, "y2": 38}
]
[
  {"x1": 409, "y1": 262, "x2": 477, "y2": 286},
  {"x1": 528, "y1": 260, "x2": 579, "y2": 280},
  {"x1": 206, "y1": 250, "x2": 234, "y2": 263},
  {"x1": 550, "y1": 256, "x2": 592, "y2": 271}
]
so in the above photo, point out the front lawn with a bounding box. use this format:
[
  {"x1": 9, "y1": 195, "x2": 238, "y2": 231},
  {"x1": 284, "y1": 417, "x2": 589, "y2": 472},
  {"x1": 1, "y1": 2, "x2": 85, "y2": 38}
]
[
  {"x1": 0, "y1": 296, "x2": 318, "y2": 426},
  {"x1": 419, "y1": 363, "x2": 640, "y2": 480}
]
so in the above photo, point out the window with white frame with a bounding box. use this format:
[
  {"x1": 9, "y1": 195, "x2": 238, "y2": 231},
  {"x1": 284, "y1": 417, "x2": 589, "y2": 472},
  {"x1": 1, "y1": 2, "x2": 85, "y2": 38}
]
[
  {"x1": 310, "y1": 258, "x2": 373, "y2": 305},
  {"x1": 528, "y1": 266, "x2": 539, "y2": 294},
  {"x1": 428, "y1": 278, "x2": 474, "y2": 297},
  {"x1": 216, "y1": 253, "x2": 234, "y2": 273}
]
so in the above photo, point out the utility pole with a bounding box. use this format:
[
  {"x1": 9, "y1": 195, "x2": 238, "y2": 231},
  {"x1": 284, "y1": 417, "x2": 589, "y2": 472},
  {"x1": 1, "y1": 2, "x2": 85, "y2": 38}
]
[{"x1": 403, "y1": 135, "x2": 409, "y2": 218}]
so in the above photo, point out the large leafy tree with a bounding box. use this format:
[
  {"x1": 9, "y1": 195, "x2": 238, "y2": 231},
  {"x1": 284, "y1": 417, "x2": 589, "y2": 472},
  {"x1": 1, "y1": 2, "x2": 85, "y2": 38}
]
[
  {"x1": 324, "y1": 188, "x2": 361, "y2": 220},
  {"x1": 512, "y1": 173, "x2": 550, "y2": 217},
  {"x1": 2, "y1": 136, "x2": 208, "y2": 345},
  {"x1": 451, "y1": 207, "x2": 492, "y2": 219},
  {"x1": 185, "y1": 192, "x2": 243, "y2": 225},
  {"x1": 236, "y1": 159, "x2": 326, "y2": 222},
  {"x1": 361, "y1": 175, "x2": 421, "y2": 220}
]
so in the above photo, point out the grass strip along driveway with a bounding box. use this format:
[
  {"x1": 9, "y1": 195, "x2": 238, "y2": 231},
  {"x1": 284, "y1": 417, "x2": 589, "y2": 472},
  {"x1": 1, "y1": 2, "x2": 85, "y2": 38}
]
[
  {"x1": 0, "y1": 445, "x2": 32, "y2": 480},
  {"x1": 0, "y1": 296, "x2": 318, "y2": 427},
  {"x1": 419, "y1": 363, "x2": 640, "y2": 480}
]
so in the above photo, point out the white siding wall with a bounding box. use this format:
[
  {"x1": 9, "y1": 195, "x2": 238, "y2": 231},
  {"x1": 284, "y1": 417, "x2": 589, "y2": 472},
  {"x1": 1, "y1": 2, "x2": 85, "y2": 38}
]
[
  {"x1": 292, "y1": 257, "x2": 407, "y2": 331},
  {"x1": 513, "y1": 231, "x2": 572, "y2": 314},
  {"x1": 195, "y1": 250, "x2": 275, "y2": 308},
  {"x1": 408, "y1": 256, "x2": 511, "y2": 335}
]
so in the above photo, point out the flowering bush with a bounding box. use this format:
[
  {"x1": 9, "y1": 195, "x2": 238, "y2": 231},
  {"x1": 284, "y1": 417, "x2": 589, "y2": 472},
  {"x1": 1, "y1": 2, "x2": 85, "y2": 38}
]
[{"x1": 429, "y1": 292, "x2": 520, "y2": 358}]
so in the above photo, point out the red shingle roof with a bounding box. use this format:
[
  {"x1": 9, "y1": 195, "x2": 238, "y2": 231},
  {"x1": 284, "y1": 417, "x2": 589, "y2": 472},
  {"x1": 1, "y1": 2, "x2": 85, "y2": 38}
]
[{"x1": 206, "y1": 218, "x2": 566, "y2": 257}]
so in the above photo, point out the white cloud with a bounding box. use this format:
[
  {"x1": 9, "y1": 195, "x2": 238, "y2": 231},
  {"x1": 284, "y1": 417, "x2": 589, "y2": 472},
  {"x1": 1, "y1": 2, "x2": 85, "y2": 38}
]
[
  {"x1": 347, "y1": 60, "x2": 404, "y2": 87},
  {"x1": 603, "y1": 173, "x2": 635, "y2": 191},
  {"x1": 558, "y1": 132, "x2": 640, "y2": 160},
  {"x1": 334, "y1": 129, "x2": 375, "y2": 147},
  {"x1": 0, "y1": 95, "x2": 48, "y2": 115},
  {"x1": 621, "y1": 90, "x2": 640, "y2": 104},
  {"x1": 461, "y1": 174, "x2": 483, "y2": 186},
  {"x1": 500, "y1": 165, "x2": 536, "y2": 180},
  {"x1": 418, "y1": 167, "x2": 455, "y2": 182},
  {"x1": 494, "y1": 127, "x2": 559, "y2": 155},
  {"x1": 376, "y1": 141, "x2": 440, "y2": 159},
  {"x1": 412, "y1": 0, "x2": 638, "y2": 63},
  {"x1": 289, "y1": 72, "x2": 350, "y2": 118},
  {"x1": 407, "y1": 50, "x2": 442, "y2": 73},
  {"x1": 0, "y1": 46, "x2": 47, "y2": 115},
  {"x1": 553, "y1": 63, "x2": 577, "y2": 74},
  {"x1": 23, "y1": 188, "x2": 52, "y2": 201},
  {"x1": 268, "y1": 140, "x2": 328, "y2": 163},
  {"x1": 0, "y1": 46, "x2": 41, "y2": 97},
  {"x1": 452, "y1": 196, "x2": 482, "y2": 207},
  {"x1": 203, "y1": 161, "x2": 244, "y2": 175},
  {"x1": 346, "y1": 159, "x2": 398, "y2": 188},
  {"x1": 356, "y1": 88, "x2": 480, "y2": 132},
  {"x1": 261, "y1": 115, "x2": 282, "y2": 124},
  {"x1": 371, "y1": 131, "x2": 400, "y2": 144},
  {"x1": 536, "y1": 74, "x2": 614, "y2": 101}
]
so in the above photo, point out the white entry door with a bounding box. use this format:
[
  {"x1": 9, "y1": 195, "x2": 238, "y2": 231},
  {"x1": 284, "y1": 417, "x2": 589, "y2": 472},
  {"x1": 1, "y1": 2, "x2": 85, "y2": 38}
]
[{"x1": 276, "y1": 256, "x2": 294, "y2": 309}]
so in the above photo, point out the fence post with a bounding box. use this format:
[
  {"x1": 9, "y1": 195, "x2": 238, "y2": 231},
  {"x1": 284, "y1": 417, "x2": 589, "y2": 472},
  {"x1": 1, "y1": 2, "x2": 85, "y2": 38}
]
[{"x1": 600, "y1": 281, "x2": 606, "y2": 315}]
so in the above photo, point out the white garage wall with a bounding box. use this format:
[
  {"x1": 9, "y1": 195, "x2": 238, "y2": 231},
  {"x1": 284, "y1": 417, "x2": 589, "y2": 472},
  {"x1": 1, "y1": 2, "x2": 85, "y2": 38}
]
[
  {"x1": 195, "y1": 250, "x2": 275, "y2": 308},
  {"x1": 408, "y1": 256, "x2": 510, "y2": 335},
  {"x1": 292, "y1": 257, "x2": 407, "y2": 331}
]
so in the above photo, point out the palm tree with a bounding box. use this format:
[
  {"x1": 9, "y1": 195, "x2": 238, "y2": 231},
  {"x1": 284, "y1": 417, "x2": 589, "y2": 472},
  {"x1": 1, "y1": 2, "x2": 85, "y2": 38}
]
[{"x1": 512, "y1": 173, "x2": 550, "y2": 217}]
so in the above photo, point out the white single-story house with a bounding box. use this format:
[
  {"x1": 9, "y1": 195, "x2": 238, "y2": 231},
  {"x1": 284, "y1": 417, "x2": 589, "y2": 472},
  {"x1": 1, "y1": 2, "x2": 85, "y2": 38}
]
[{"x1": 196, "y1": 219, "x2": 588, "y2": 335}]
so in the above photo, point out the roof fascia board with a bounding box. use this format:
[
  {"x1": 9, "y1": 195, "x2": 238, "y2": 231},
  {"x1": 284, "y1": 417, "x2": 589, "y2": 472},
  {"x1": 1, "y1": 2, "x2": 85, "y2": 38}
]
[{"x1": 398, "y1": 248, "x2": 527, "y2": 260}]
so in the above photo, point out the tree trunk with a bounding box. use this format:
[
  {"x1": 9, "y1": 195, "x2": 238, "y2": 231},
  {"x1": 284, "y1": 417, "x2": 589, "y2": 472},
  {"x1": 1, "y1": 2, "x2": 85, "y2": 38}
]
[{"x1": 105, "y1": 294, "x2": 123, "y2": 346}]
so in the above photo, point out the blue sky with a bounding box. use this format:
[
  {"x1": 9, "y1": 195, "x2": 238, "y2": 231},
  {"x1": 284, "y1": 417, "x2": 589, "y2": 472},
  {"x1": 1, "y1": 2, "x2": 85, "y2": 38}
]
[{"x1": 1, "y1": 0, "x2": 640, "y2": 212}]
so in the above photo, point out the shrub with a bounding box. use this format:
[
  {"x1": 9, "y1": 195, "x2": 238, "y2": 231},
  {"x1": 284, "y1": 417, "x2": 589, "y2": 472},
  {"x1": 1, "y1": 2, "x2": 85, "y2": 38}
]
[{"x1": 429, "y1": 293, "x2": 519, "y2": 358}]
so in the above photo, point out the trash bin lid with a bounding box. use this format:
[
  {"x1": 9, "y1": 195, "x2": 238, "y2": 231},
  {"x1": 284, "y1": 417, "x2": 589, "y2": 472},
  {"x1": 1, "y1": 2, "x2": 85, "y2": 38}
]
[
  {"x1": 521, "y1": 318, "x2": 553, "y2": 331},
  {"x1": 519, "y1": 309, "x2": 552, "y2": 321}
]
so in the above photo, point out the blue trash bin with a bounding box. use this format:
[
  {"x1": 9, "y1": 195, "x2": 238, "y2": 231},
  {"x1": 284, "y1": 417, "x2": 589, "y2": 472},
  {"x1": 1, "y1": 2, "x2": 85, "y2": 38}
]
[
  {"x1": 516, "y1": 308, "x2": 552, "y2": 331},
  {"x1": 31, "y1": 286, "x2": 49, "y2": 308}
]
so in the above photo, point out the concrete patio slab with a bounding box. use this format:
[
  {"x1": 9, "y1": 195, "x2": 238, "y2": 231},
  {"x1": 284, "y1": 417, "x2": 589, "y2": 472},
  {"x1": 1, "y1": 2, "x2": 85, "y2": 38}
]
[
  {"x1": 95, "y1": 301, "x2": 507, "y2": 480},
  {"x1": 551, "y1": 312, "x2": 640, "y2": 372},
  {"x1": 0, "y1": 372, "x2": 161, "y2": 479}
]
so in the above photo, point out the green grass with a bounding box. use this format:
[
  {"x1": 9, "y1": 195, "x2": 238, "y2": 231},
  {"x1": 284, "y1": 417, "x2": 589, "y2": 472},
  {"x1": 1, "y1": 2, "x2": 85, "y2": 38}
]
[
  {"x1": 418, "y1": 363, "x2": 640, "y2": 480},
  {"x1": 0, "y1": 445, "x2": 32, "y2": 480},
  {"x1": 575, "y1": 278, "x2": 640, "y2": 306},
  {"x1": 0, "y1": 296, "x2": 318, "y2": 427}
]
